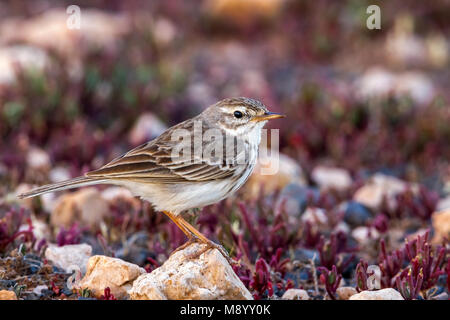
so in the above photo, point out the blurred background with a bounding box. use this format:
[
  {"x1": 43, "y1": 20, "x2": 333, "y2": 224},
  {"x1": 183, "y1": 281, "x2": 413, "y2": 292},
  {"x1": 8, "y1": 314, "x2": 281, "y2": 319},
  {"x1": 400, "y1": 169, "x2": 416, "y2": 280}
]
[{"x1": 0, "y1": 0, "x2": 449, "y2": 300}]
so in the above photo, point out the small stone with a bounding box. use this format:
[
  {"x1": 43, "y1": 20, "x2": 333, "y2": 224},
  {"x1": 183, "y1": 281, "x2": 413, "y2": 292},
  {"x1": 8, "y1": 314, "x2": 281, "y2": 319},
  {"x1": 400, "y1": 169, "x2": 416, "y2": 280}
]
[
  {"x1": 336, "y1": 287, "x2": 357, "y2": 300},
  {"x1": 277, "y1": 183, "x2": 319, "y2": 217},
  {"x1": 0, "y1": 45, "x2": 50, "y2": 85},
  {"x1": 128, "y1": 112, "x2": 167, "y2": 146},
  {"x1": 26, "y1": 147, "x2": 51, "y2": 170},
  {"x1": 281, "y1": 289, "x2": 309, "y2": 300},
  {"x1": 33, "y1": 285, "x2": 49, "y2": 296},
  {"x1": 0, "y1": 290, "x2": 17, "y2": 300},
  {"x1": 78, "y1": 255, "x2": 146, "y2": 299},
  {"x1": 349, "y1": 288, "x2": 404, "y2": 300},
  {"x1": 128, "y1": 243, "x2": 252, "y2": 300},
  {"x1": 437, "y1": 196, "x2": 450, "y2": 211},
  {"x1": 334, "y1": 221, "x2": 350, "y2": 234},
  {"x1": 301, "y1": 207, "x2": 328, "y2": 225},
  {"x1": 49, "y1": 167, "x2": 71, "y2": 183},
  {"x1": 311, "y1": 166, "x2": 352, "y2": 191},
  {"x1": 432, "y1": 209, "x2": 450, "y2": 243},
  {"x1": 45, "y1": 243, "x2": 92, "y2": 274},
  {"x1": 432, "y1": 292, "x2": 448, "y2": 300},
  {"x1": 51, "y1": 188, "x2": 109, "y2": 229},
  {"x1": 352, "y1": 226, "x2": 380, "y2": 244},
  {"x1": 245, "y1": 149, "x2": 306, "y2": 199},
  {"x1": 204, "y1": 0, "x2": 284, "y2": 25},
  {"x1": 101, "y1": 186, "x2": 134, "y2": 201},
  {"x1": 342, "y1": 201, "x2": 372, "y2": 227},
  {"x1": 353, "y1": 174, "x2": 409, "y2": 210}
]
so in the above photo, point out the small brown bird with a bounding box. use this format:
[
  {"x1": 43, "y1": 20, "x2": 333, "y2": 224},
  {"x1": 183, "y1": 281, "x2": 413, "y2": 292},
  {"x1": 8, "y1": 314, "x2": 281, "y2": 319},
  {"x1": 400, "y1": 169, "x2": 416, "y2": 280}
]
[{"x1": 18, "y1": 97, "x2": 284, "y2": 262}]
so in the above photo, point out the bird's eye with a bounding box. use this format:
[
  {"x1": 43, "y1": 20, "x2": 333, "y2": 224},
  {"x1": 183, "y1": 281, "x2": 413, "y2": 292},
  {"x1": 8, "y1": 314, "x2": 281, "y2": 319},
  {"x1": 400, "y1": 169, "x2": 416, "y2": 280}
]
[{"x1": 234, "y1": 111, "x2": 243, "y2": 118}]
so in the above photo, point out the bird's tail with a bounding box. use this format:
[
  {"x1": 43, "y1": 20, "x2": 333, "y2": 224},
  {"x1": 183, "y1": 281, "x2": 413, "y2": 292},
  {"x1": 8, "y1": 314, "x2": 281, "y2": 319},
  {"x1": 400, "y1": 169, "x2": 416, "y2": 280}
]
[{"x1": 17, "y1": 176, "x2": 107, "y2": 199}]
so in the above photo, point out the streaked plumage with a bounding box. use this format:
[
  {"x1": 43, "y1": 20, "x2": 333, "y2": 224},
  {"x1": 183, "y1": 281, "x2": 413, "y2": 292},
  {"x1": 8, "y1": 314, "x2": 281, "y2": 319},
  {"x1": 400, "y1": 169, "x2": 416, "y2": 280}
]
[
  {"x1": 18, "y1": 97, "x2": 284, "y2": 262},
  {"x1": 19, "y1": 97, "x2": 281, "y2": 215}
]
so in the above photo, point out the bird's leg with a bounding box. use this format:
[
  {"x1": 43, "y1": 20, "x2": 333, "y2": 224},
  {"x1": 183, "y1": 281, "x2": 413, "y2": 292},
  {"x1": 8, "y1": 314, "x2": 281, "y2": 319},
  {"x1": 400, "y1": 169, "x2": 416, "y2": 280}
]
[
  {"x1": 162, "y1": 211, "x2": 198, "y2": 253},
  {"x1": 162, "y1": 211, "x2": 235, "y2": 265},
  {"x1": 177, "y1": 215, "x2": 236, "y2": 266}
]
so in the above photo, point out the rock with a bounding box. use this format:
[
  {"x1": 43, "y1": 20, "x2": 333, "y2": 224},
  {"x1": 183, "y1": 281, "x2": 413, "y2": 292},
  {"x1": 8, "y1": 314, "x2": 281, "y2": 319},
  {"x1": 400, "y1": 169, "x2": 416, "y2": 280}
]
[
  {"x1": 45, "y1": 243, "x2": 92, "y2": 274},
  {"x1": 334, "y1": 221, "x2": 350, "y2": 234},
  {"x1": 277, "y1": 183, "x2": 319, "y2": 216},
  {"x1": 0, "y1": 9, "x2": 130, "y2": 58},
  {"x1": 128, "y1": 243, "x2": 252, "y2": 300},
  {"x1": 353, "y1": 174, "x2": 409, "y2": 210},
  {"x1": 336, "y1": 287, "x2": 357, "y2": 300},
  {"x1": 385, "y1": 14, "x2": 427, "y2": 67},
  {"x1": 26, "y1": 147, "x2": 50, "y2": 170},
  {"x1": 311, "y1": 166, "x2": 352, "y2": 191},
  {"x1": 78, "y1": 255, "x2": 146, "y2": 299},
  {"x1": 0, "y1": 45, "x2": 50, "y2": 85},
  {"x1": 19, "y1": 215, "x2": 50, "y2": 241},
  {"x1": 349, "y1": 288, "x2": 404, "y2": 300},
  {"x1": 101, "y1": 186, "x2": 134, "y2": 201},
  {"x1": 245, "y1": 149, "x2": 306, "y2": 199},
  {"x1": 426, "y1": 33, "x2": 448, "y2": 68},
  {"x1": 204, "y1": 0, "x2": 284, "y2": 25},
  {"x1": 281, "y1": 289, "x2": 309, "y2": 300},
  {"x1": 432, "y1": 209, "x2": 450, "y2": 243},
  {"x1": 51, "y1": 188, "x2": 109, "y2": 229},
  {"x1": 355, "y1": 67, "x2": 396, "y2": 101},
  {"x1": 128, "y1": 112, "x2": 167, "y2": 146},
  {"x1": 432, "y1": 292, "x2": 448, "y2": 300},
  {"x1": 301, "y1": 207, "x2": 328, "y2": 225},
  {"x1": 33, "y1": 285, "x2": 49, "y2": 296},
  {"x1": 394, "y1": 72, "x2": 434, "y2": 106},
  {"x1": 342, "y1": 201, "x2": 372, "y2": 227},
  {"x1": 153, "y1": 18, "x2": 176, "y2": 46},
  {"x1": 355, "y1": 67, "x2": 434, "y2": 106},
  {"x1": 437, "y1": 196, "x2": 450, "y2": 211},
  {"x1": 0, "y1": 290, "x2": 17, "y2": 300},
  {"x1": 49, "y1": 167, "x2": 71, "y2": 183},
  {"x1": 352, "y1": 226, "x2": 380, "y2": 244}
]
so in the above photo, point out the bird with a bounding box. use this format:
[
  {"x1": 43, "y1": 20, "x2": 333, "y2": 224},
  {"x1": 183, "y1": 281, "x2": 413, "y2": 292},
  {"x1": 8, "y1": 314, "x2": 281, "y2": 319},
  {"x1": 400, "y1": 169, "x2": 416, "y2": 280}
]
[{"x1": 18, "y1": 97, "x2": 285, "y2": 263}]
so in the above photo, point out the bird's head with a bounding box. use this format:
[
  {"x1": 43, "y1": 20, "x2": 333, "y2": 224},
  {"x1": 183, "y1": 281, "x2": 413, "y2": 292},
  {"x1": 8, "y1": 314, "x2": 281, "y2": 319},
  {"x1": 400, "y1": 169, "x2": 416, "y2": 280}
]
[{"x1": 202, "y1": 97, "x2": 285, "y2": 136}]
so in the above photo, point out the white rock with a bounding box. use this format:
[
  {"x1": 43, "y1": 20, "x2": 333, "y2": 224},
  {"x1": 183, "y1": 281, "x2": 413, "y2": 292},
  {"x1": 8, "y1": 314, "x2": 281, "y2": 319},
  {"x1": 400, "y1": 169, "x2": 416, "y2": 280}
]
[
  {"x1": 26, "y1": 147, "x2": 50, "y2": 170},
  {"x1": 0, "y1": 45, "x2": 50, "y2": 85},
  {"x1": 349, "y1": 288, "x2": 404, "y2": 300},
  {"x1": 128, "y1": 243, "x2": 252, "y2": 300},
  {"x1": 0, "y1": 9, "x2": 130, "y2": 57},
  {"x1": 395, "y1": 72, "x2": 434, "y2": 106},
  {"x1": 246, "y1": 148, "x2": 306, "y2": 198},
  {"x1": 18, "y1": 215, "x2": 50, "y2": 241},
  {"x1": 311, "y1": 166, "x2": 352, "y2": 191},
  {"x1": 128, "y1": 112, "x2": 167, "y2": 145},
  {"x1": 101, "y1": 186, "x2": 134, "y2": 201},
  {"x1": 153, "y1": 18, "x2": 176, "y2": 46},
  {"x1": 436, "y1": 196, "x2": 450, "y2": 211},
  {"x1": 355, "y1": 67, "x2": 396, "y2": 101},
  {"x1": 51, "y1": 188, "x2": 109, "y2": 228},
  {"x1": 79, "y1": 255, "x2": 146, "y2": 299},
  {"x1": 33, "y1": 285, "x2": 49, "y2": 295},
  {"x1": 336, "y1": 286, "x2": 357, "y2": 300},
  {"x1": 301, "y1": 207, "x2": 328, "y2": 225},
  {"x1": 45, "y1": 243, "x2": 92, "y2": 274},
  {"x1": 281, "y1": 289, "x2": 310, "y2": 300},
  {"x1": 49, "y1": 167, "x2": 71, "y2": 183},
  {"x1": 352, "y1": 226, "x2": 380, "y2": 244},
  {"x1": 353, "y1": 173, "x2": 409, "y2": 210}
]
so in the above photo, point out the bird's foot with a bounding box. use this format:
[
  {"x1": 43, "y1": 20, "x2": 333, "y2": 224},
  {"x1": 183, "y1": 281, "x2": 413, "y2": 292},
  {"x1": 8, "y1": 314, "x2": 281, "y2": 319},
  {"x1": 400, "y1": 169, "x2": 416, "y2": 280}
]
[{"x1": 186, "y1": 238, "x2": 237, "y2": 266}]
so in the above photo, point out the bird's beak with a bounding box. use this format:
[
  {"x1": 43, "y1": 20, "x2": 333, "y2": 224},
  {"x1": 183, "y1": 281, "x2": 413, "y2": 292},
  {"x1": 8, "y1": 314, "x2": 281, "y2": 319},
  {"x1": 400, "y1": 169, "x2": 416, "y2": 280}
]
[{"x1": 251, "y1": 112, "x2": 286, "y2": 122}]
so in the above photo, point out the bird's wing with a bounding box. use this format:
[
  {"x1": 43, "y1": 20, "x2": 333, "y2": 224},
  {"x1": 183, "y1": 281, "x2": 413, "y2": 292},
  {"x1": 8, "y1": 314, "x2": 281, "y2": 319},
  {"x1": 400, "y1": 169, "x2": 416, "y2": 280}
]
[{"x1": 86, "y1": 119, "x2": 244, "y2": 183}]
